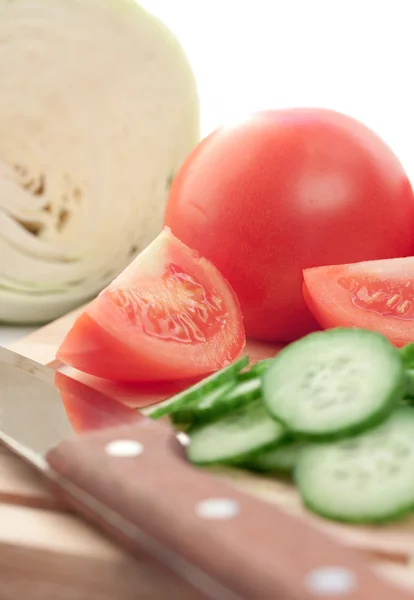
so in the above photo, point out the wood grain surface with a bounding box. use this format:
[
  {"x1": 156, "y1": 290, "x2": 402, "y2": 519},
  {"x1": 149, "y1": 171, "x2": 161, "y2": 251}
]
[{"x1": 2, "y1": 306, "x2": 414, "y2": 598}]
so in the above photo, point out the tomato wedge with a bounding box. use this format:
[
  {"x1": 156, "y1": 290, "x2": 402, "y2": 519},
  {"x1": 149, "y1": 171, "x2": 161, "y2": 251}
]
[
  {"x1": 303, "y1": 258, "x2": 414, "y2": 347},
  {"x1": 55, "y1": 372, "x2": 142, "y2": 433},
  {"x1": 57, "y1": 228, "x2": 245, "y2": 381}
]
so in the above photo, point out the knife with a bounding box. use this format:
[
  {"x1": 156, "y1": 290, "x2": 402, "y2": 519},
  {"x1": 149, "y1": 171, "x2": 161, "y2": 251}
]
[{"x1": 0, "y1": 345, "x2": 410, "y2": 600}]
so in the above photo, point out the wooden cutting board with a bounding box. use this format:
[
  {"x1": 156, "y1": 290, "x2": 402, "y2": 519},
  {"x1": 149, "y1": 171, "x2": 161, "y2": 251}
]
[{"x1": 3, "y1": 307, "x2": 414, "y2": 598}]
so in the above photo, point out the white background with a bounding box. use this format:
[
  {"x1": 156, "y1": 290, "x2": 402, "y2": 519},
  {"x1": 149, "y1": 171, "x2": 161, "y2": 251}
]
[
  {"x1": 141, "y1": 0, "x2": 414, "y2": 177},
  {"x1": 2, "y1": 0, "x2": 414, "y2": 345}
]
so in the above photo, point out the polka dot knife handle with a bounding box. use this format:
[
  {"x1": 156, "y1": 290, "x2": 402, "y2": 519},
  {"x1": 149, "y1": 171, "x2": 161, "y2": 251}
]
[{"x1": 46, "y1": 418, "x2": 408, "y2": 600}]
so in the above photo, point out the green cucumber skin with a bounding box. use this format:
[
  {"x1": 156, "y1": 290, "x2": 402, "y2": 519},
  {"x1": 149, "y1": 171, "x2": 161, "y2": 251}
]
[
  {"x1": 171, "y1": 377, "x2": 262, "y2": 428},
  {"x1": 404, "y1": 369, "x2": 414, "y2": 398},
  {"x1": 229, "y1": 433, "x2": 291, "y2": 468},
  {"x1": 237, "y1": 359, "x2": 272, "y2": 381},
  {"x1": 147, "y1": 355, "x2": 249, "y2": 419},
  {"x1": 187, "y1": 400, "x2": 288, "y2": 467},
  {"x1": 262, "y1": 328, "x2": 406, "y2": 441},
  {"x1": 170, "y1": 382, "x2": 235, "y2": 427},
  {"x1": 266, "y1": 392, "x2": 402, "y2": 442},
  {"x1": 200, "y1": 378, "x2": 262, "y2": 423},
  {"x1": 244, "y1": 440, "x2": 303, "y2": 475},
  {"x1": 400, "y1": 343, "x2": 414, "y2": 369},
  {"x1": 295, "y1": 407, "x2": 414, "y2": 524},
  {"x1": 172, "y1": 392, "x2": 259, "y2": 429},
  {"x1": 188, "y1": 437, "x2": 288, "y2": 468},
  {"x1": 297, "y1": 489, "x2": 414, "y2": 525}
]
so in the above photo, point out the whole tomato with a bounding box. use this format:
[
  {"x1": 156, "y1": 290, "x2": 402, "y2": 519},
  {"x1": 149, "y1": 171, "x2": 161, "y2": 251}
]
[{"x1": 165, "y1": 108, "x2": 414, "y2": 342}]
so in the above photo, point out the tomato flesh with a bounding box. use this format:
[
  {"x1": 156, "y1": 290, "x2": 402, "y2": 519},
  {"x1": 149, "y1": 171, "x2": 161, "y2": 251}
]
[
  {"x1": 303, "y1": 258, "x2": 414, "y2": 346},
  {"x1": 57, "y1": 228, "x2": 245, "y2": 381},
  {"x1": 111, "y1": 263, "x2": 228, "y2": 344},
  {"x1": 165, "y1": 108, "x2": 414, "y2": 342},
  {"x1": 338, "y1": 275, "x2": 414, "y2": 320}
]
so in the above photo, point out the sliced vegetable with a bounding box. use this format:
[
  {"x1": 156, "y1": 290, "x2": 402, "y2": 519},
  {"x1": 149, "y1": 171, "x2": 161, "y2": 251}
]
[
  {"x1": 220, "y1": 377, "x2": 262, "y2": 404},
  {"x1": 170, "y1": 382, "x2": 234, "y2": 428},
  {"x1": 244, "y1": 440, "x2": 304, "y2": 475},
  {"x1": 404, "y1": 370, "x2": 414, "y2": 399},
  {"x1": 171, "y1": 377, "x2": 262, "y2": 428},
  {"x1": 295, "y1": 407, "x2": 414, "y2": 523},
  {"x1": 263, "y1": 328, "x2": 405, "y2": 438},
  {"x1": 57, "y1": 228, "x2": 245, "y2": 382},
  {"x1": 303, "y1": 257, "x2": 414, "y2": 347},
  {"x1": 237, "y1": 359, "x2": 272, "y2": 381},
  {"x1": 146, "y1": 355, "x2": 249, "y2": 419},
  {"x1": 400, "y1": 343, "x2": 414, "y2": 368},
  {"x1": 55, "y1": 372, "x2": 141, "y2": 433},
  {"x1": 187, "y1": 400, "x2": 287, "y2": 466}
]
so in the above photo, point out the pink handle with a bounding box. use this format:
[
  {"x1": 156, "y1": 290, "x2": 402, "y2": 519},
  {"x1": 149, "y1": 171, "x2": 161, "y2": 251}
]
[{"x1": 46, "y1": 417, "x2": 410, "y2": 600}]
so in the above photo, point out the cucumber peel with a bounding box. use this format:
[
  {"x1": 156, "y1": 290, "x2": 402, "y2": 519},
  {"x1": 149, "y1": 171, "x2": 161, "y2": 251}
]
[
  {"x1": 188, "y1": 400, "x2": 287, "y2": 466},
  {"x1": 244, "y1": 440, "x2": 304, "y2": 475},
  {"x1": 146, "y1": 356, "x2": 249, "y2": 419},
  {"x1": 295, "y1": 407, "x2": 414, "y2": 523},
  {"x1": 171, "y1": 377, "x2": 261, "y2": 428},
  {"x1": 262, "y1": 328, "x2": 405, "y2": 439}
]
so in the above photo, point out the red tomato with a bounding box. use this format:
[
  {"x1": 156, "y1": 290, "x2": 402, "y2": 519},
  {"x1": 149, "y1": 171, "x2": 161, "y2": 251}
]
[
  {"x1": 303, "y1": 257, "x2": 414, "y2": 347},
  {"x1": 55, "y1": 372, "x2": 142, "y2": 433},
  {"x1": 165, "y1": 108, "x2": 414, "y2": 342},
  {"x1": 57, "y1": 228, "x2": 245, "y2": 381}
]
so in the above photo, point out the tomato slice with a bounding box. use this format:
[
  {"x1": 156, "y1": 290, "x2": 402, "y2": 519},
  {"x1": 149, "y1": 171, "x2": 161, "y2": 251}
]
[
  {"x1": 303, "y1": 258, "x2": 414, "y2": 346},
  {"x1": 57, "y1": 228, "x2": 245, "y2": 381},
  {"x1": 55, "y1": 371, "x2": 142, "y2": 433}
]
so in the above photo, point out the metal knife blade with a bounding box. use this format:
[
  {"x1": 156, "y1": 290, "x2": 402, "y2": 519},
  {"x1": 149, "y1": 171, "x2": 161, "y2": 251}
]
[
  {"x1": 0, "y1": 345, "x2": 411, "y2": 600},
  {"x1": 0, "y1": 347, "x2": 74, "y2": 461},
  {"x1": 0, "y1": 346, "x2": 140, "y2": 460}
]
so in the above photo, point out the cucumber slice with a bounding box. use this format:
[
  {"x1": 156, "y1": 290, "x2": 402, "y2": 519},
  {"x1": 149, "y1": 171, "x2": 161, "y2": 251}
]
[
  {"x1": 172, "y1": 377, "x2": 261, "y2": 428},
  {"x1": 400, "y1": 343, "x2": 414, "y2": 368},
  {"x1": 146, "y1": 356, "x2": 249, "y2": 419},
  {"x1": 263, "y1": 328, "x2": 405, "y2": 439},
  {"x1": 245, "y1": 440, "x2": 303, "y2": 474},
  {"x1": 223, "y1": 377, "x2": 262, "y2": 402},
  {"x1": 295, "y1": 407, "x2": 414, "y2": 523},
  {"x1": 237, "y1": 359, "x2": 272, "y2": 381},
  {"x1": 171, "y1": 381, "x2": 235, "y2": 427},
  {"x1": 404, "y1": 369, "x2": 414, "y2": 399},
  {"x1": 187, "y1": 400, "x2": 286, "y2": 466}
]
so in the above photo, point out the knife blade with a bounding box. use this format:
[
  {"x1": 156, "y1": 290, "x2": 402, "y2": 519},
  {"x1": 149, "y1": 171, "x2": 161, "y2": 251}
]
[{"x1": 0, "y1": 345, "x2": 411, "y2": 600}]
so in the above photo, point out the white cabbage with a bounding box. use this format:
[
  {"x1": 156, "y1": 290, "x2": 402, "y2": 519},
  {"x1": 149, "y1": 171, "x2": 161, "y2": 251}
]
[{"x1": 0, "y1": 0, "x2": 199, "y2": 323}]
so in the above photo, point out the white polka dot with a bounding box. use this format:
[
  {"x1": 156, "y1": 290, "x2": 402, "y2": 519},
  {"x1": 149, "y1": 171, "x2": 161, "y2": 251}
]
[
  {"x1": 305, "y1": 567, "x2": 357, "y2": 596},
  {"x1": 105, "y1": 439, "x2": 144, "y2": 457},
  {"x1": 195, "y1": 498, "x2": 240, "y2": 520},
  {"x1": 176, "y1": 431, "x2": 190, "y2": 447}
]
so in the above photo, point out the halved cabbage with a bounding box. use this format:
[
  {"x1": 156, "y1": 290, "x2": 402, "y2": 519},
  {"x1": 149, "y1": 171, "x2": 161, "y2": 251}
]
[{"x1": 0, "y1": 0, "x2": 199, "y2": 323}]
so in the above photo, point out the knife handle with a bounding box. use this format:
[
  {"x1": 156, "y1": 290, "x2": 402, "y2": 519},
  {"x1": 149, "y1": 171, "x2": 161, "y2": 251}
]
[{"x1": 46, "y1": 418, "x2": 409, "y2": 600}]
